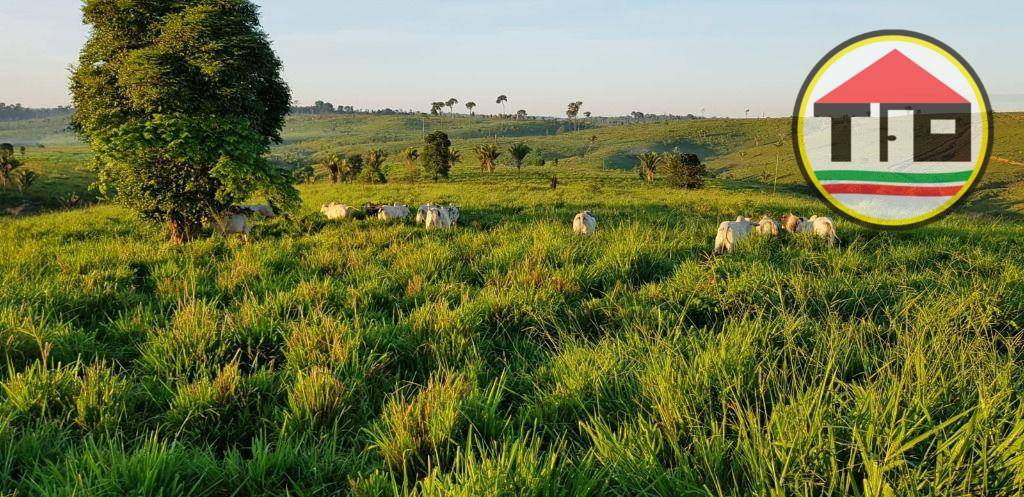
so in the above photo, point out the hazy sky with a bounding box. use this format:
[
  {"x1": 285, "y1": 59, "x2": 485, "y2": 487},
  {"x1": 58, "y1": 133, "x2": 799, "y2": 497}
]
[{"x1": 2, "y1": 0, "x2": 1022, "y2": 117}]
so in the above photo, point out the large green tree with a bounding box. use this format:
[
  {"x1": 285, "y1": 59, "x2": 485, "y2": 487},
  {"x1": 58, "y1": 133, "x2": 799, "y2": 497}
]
[
  {"x1": 421, "y1": 131, "x2": 452, "y2": 181},
  {"x1": 70, "y1": 0, "x2": 298, "y2": 243}
]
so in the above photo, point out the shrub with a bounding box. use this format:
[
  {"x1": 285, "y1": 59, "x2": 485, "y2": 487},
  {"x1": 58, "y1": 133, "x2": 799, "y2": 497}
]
[
  {"x1": 663, "y1": 152, "x2": 707, "y2": 189},
  {"x1": 421, "y1": 131, "x2": 452, "y2": 180}
]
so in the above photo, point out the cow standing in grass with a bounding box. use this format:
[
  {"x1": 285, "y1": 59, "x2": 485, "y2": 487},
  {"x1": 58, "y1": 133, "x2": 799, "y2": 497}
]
[
  {"x1": 416, "y1": 203, "x2": 436, "y2": 225},
  {"x1": 781, "y1": 213, "x2": 802, "y2": 234},
  {"x1": 378, "y1": 203, "x2": 410, "y2": 221},
  {"x1": 216, "y1": 207, "x2": 253, "y2": 243},
  {"x1": 573, "y1": 211, "x2": 597, "y2": 236},
  {"x1": 714, "y1": 216, "x2": 754, "y2": 254},
  {"x1": 755, "y1": 216, "x2": 781, "y2": 236},
  {"x1": 797, "y1": 215, "x2": 838, "y2": 246},
  {"x1": 424, "y1": 205, "x2": 451, "y2": 229},
  {"x1": 321, "y1": 203, "x2": 358, "y2": 220},
  {"x1": 241, "y1": 204, "x2": 279, "y2": 218},
  {"x1": 446, "y1": 204, "x2": 460, "y2": 226}
]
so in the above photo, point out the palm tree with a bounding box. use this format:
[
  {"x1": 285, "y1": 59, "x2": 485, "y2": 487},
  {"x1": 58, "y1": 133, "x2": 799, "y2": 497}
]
[
  {"x1": 516, "y1": 109, "x2": 527, "y2": 120},
  {"x1": 447, "y1": 146, "x2": 462, "y2": 171},
  {"x1": 585, "y1": 135, "x2": 598, "y2": 156},
  {"x1": 465, "y1": 101, "x2": 476, "y2": 116},
  {"x1": 637, "y1": 152, "x2": 661, "y2": 182},
  {"x1": 566, "y1": 101, "x2": 583, "y2": 131},
  {"x1": 446, "y1": 98, "x2": 458, "y2": 116},
  {"x1": 363, "y1": 149, "x2": 389, "y2": 184},
  {"x1": 508, "y1": 142, "x2": 531, "y2": 171},
  {"x1": 430, "y1": 101, "x2": 445, "y2": 115},
  {"x1": 366, "y1": 149, "x2": 388, "y2": 169},
  {"x1": 320, "y1": 154, "x2": 343, "y2": 183},
  {"x1": 496, "y1": 95, "x2": 508, "y2": 117},
  {"x1": 474, "y1": 144, "x2": 501, "y2": 173}
]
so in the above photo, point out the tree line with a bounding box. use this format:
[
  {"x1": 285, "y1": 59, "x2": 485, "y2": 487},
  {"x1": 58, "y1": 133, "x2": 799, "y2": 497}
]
[
  {"x1": 290, "y1": 101, "x2": 418, "y2": 116},
  {"x1": 0, "y1": 103, "x2": 73, "y2": 122},
  {"x1": 316, "y1": 131, "x2": 545, "y2": 186}
]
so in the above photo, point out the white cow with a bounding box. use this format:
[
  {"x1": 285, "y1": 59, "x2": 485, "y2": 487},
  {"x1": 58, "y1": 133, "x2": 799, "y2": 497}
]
[
  {"x1": 217, "y1": 211, "x2": 253, "y2": 243},
  {"x1": 445, "y1": 204, "x2": 460, "y2": 226},
  {"x1": 416, "y1": 203, "x2": 436, "y2": 225},
  {"x1": 321, "y1": 203, "x2": 357, "y2": 220},
  {"x1": 713, "y1": 216, "x2": 754, "y2": 255},
  {"x1": 378, "y1": 203, "x2": 410, "y2": 221},
  {"x1": 755, "y1": 216, "x2": 781, "y2": 236},
  {"x1": 797, "y1": 215, "x2": 838, "y2": 246},
  {"x1": 573, "y1": 211, "x2": 597, "y2": 236},
  {"x1": 424, "y1": 205, "x2": 452, "y2": 229},
  {"x1": 241, "y1": 204, "x2": 278, "y2": 218}
]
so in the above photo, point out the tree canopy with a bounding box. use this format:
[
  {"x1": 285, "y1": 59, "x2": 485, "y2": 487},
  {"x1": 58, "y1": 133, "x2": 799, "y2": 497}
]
[
  {"x1": 71, "y1": 0, "x2": 297, "y2": 242},
  {"x1": 421, "y1": 131, "x2": 452, "y2": 181}
]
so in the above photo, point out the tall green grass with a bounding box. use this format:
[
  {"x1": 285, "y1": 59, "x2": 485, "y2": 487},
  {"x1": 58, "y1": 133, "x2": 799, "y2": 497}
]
[{"x1": 2, "y1": 161, "x2": 1023, "y2": 495}]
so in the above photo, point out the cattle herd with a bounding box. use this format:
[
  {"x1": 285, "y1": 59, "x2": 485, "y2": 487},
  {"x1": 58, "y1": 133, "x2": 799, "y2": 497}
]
[
  {"x1": 321, "y1": 202, "x2": 461, "y2": 229},
  {"x1": 714, "y1": 214, "x2": 838, "y2": 254},
  {"x1": 216, "y1": 202, "x2": 836, "y2": 255}
]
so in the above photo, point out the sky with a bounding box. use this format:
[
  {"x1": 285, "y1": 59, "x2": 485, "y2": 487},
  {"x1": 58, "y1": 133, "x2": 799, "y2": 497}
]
[{"x1": 2, "y1": 0, "x2": 1022, "y2": 117}]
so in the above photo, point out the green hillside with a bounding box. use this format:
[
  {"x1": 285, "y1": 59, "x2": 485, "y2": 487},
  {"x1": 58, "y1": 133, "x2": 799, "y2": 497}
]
[{"x1": 3, "y1": 113, "x2": 1022, "y2": 216}]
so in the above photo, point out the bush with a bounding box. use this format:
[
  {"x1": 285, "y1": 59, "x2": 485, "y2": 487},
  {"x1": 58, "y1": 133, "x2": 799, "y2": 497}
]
[
  {"x1": 663, "y1": 152, "x2": 707, "y2": 189},
  {"x1": 421, "y1": 131, "x2": 452, "y2": 180},
  {"x1": 525, "y1": 151, "x2": 545, "y2": 168}
]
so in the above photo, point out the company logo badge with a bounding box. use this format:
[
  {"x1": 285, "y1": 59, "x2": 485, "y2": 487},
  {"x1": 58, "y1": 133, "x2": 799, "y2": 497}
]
[{"x1": 793, "y1": 30, "x2": 992, "y2": 228}]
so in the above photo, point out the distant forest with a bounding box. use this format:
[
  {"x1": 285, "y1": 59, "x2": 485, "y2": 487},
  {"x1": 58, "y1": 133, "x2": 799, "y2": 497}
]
[
  {"x1": 0, "y1": 103, "x2": 74, "y2": 122},
  {"x1": 290, "y1": 101, "x2": 415, "y2": 116},
  {"x1": 1, "y1": 100, "x2": 708, "y2": 123}
]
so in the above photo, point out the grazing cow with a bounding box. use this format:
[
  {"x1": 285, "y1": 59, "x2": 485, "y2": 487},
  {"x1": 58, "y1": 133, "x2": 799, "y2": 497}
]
[
  {"x1": 755, "y1": 216, "x2": 781, "y2": 236},
  {"x1": 445, "y1": 204, "x2": 460, "y2": 226},
  {"x1": 416, "y1": 203, "x2": 436, "y2": 225},
  {"x1": 424, "y1": 205, "x2": 451, "y2": 229},
  {"x1": 797, "y1": 215, "x2": 838, "y2": 246},
  {"x1": 321, "y1": 203, "x2": 358, "y2": 220},
  {"x1": 217, "y1": 208, "x2": 253, "y2": 243},
  {"x1": 378, "y1": 203, "x2": 410, "y2": 221},
  {"x1": 363, "y1": 203, "x2": 384, "y2": 217},
  {"x1": 573, "y1": 211, "x2": 597, "y2": 236},
  {"x1": 713, "y1": 216, "x2": 754, "y2": 255},
  {"x1": 241, "y1": 204, "x2": 278, "y2": 218},
  {"x1": 780, "y1": 213, "x2": 802, "y2": 234}
]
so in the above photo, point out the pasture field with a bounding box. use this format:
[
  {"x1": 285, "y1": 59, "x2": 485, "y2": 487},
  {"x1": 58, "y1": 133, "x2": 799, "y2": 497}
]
[
  {"x1": 1, "y1": 115, "x2": 1024, "y2": 495},
  {"x1": 4, "y1": 112, "x2": 1024, "y2": 216}
]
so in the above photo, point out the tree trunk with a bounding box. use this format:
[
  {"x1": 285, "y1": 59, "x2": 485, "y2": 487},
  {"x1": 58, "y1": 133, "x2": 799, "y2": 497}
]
[{"x1": 167, "y1": 211, "x2": 201, "y2": 244}]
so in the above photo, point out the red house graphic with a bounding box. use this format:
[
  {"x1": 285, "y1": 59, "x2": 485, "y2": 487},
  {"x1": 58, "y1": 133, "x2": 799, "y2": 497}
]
[{"x1": 813, "y1": 49, "x2": 971, "y2": 163}]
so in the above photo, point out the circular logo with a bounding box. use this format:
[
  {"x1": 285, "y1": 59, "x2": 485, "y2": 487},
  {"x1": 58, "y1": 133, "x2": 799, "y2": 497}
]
[{"x1": 793, "y1": 30, "x2": 992, "y2": 229}]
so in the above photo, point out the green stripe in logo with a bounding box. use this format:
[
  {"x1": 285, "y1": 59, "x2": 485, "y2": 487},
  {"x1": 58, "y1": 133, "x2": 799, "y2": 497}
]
[{"x1": 815, "y1": 169, "x2": 974, "y2": 184}]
